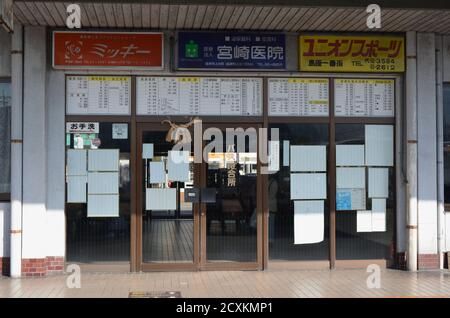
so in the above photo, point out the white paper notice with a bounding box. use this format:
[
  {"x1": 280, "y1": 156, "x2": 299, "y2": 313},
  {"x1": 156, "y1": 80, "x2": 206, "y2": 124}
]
[
  {"x1": 283, "y1": 140, "x2": 290, "y2": 167},
  {"x1": 368, "y1": 168, "x2": 389, "y2": 198},
  {"x1": 268, "y1": 78, "x2": 329, "y2": 117},
  {"x1": 357, "y1": 210, "x2": 373, "y2": 232},
  {"x1": 372, "y1": 198, "x2": 386, "y2": 232},
  {"x1": 87, "y1": 194, "x2": 119, "y2": 217},
  {"x1": 268, "y1": 141, "x2": 280, "y2": 173},
  {"x1": 149, "y1": 162, "x2": 166, "y2": 183},
  {"x1": 291, "y1": 173, "x2": 327, "y2": 200},
  {"x1": 146, "y1": 188, "x2": 177, "y2": 210},
  {"x1": 336, "y1": 167, "x2": 365, "y2": 189},
  {"x1": 87, "y1": 172, "x2": 119, "y2": 194},
  {"x1": 142, "y1": 144, "x2": 154, "y2": 159},
  {"x1": 136, "y1": 77, "x2": 262, "y2": 116},
  {"x1": 67, "y1": 149, "x2": 87, "y2": 176},
  {"x1": 67, "y1": 175, "x2": 87, "y2": 203},
  {"x1": 336, "y1": 145, "x2": 365, "y2": 166},
  {"x1": 168, "y1": 151, "x2": 190, "y2": 182},
  {"x1": 66, "y1": 76, "x2": 131, "y2": 115},
  {"x1": 290, "y1": 145, "x2": 327, "y2": 172},
  {"x1": 88, "y1": 149, "x2": 119, "y2": 172},
  {"x1": 294, "y1": 200, "x2": 324, "y2": 244},
  {"x1": 365, "y1": 125, "x2": 394, "y2": 167},
  {"x1": 112, "y1": 123, "x2": 128, "y2": 139}
]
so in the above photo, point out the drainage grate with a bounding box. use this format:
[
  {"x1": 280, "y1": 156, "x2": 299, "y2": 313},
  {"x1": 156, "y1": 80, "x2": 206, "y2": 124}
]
[{"x1": 129, "y1": 291, "x2": 182, "y2": 298}]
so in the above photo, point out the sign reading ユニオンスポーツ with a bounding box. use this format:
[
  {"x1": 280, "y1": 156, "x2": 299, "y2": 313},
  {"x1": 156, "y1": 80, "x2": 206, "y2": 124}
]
[
  {"x1": 53, "y1": 31, "x2": 163, "y2": 69},
  {"x1": 177, "y1": 32, "x2": 285, "y2": 70},
  {"x1": 299, "y1": 35, "x2": 405, "y2": 73}
]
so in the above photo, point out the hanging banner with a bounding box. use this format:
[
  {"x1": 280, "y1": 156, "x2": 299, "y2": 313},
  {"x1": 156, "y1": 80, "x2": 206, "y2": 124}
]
[
  {"x1": 53, "y1": 31, "x2": 164, "y2": 69},
  {"x1": 299, "y1": 35, "x2": 405, "y2": 73},
  {"x1": 177, "y1": 32, "x2": 285, "y2": 70}
]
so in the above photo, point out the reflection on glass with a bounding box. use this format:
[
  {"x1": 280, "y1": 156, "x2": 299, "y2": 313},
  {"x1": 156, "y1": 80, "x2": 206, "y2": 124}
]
[
  {"x1": 268, "y1": 124, "x2": 329, "y2": 261},
  {"x1": 141, "y1": 131, "x2": 194, "y2": 263},
  {"x1": 206, "y1": 133, "x2": 258, "y2": 262}
]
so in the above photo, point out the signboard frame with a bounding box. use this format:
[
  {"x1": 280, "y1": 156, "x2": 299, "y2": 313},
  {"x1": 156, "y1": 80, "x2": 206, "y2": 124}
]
[{"x1": 53, "y1": 31, "x2": 164, "y2": 70}]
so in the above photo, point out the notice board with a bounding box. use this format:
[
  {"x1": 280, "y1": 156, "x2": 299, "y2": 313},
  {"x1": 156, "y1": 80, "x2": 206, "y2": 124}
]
[
  {"x1": 268, "y1": 78, "x2": 329, "y2": 116},
  {"x1": 136, "y1": 77, "x2": 262, "y2": 116},
  {"x1": 66, "y1": 76, "x2": 131, "y2": 115}
]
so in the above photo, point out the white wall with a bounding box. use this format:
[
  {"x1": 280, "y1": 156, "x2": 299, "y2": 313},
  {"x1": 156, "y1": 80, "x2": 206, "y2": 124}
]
[
  {"x1": 417, "y1": 33, "x2": 438, "y2": 254},
  {"x1": 0, "y1": 203, "x2": 10, "y2": 258}
]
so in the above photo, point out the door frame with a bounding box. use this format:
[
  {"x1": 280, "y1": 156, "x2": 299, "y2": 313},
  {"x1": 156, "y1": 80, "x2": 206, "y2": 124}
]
[
  {"x1": 135, "y1": 122, "x2": 201, "y2": 271},
  {"x1": 198, "y1": 122, "x2": 263, "y2": 271}
]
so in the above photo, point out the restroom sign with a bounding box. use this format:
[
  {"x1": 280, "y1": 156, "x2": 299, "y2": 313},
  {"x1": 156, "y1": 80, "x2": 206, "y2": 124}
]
[{"x1": 66, "y1": 122, "x2": 99, "y2": 134}]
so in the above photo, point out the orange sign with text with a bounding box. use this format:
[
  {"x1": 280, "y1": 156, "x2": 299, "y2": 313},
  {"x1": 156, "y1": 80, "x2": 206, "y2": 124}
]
[{"x1": 53, "y1": 31, "x2": 163, "y2": 69}]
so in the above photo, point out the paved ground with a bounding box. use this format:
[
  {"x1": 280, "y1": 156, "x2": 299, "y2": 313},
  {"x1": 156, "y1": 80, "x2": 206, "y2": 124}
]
[{"x1": 1, "y1": 269, "x2": 450, "y2": 298}]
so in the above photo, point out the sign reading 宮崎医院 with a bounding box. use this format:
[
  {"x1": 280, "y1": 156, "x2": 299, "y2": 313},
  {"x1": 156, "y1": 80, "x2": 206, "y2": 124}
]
[
  {"x1": 299, "y1": 35, "x2": 405, "y2": 73},
  {"x1": 177, "y1": 32, "x2": 285, "y2": 70},
  {"x1": 53, "y1": 31, "x2": 163, "y2": 69}
]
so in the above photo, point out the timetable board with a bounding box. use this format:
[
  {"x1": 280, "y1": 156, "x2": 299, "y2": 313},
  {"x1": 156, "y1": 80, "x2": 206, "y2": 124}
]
[
  {"x1": 66, "y1": 76, "x2": 131, "y2": 115},
  {"x1": 334, "y1": 79, "x2": 395, "y2": 117},
  {"x1": 268, "y1": 78, "x2": 329, "y2": 116},
  {"x1": 136, "y1": 77, "x2": 262, "y2": 116}
]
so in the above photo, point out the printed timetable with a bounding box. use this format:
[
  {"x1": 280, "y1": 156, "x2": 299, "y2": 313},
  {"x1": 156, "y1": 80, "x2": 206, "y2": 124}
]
[
  {"x1": 268, "y1": 78, "x2": 329, "y2": 116},
  {"x1": 66, "y1": 76, "x2": 131, "y2": 115},
  {"x1": 136, "y1": 77, "x2": 262, "y2": 116},
  {"x1": 334, "y1": 79, "x2": 395, "y2": 117}
]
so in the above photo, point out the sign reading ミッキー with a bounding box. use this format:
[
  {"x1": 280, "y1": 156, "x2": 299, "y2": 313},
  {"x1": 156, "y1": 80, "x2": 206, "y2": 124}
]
[
  {"x1": 53, "y1": 31, "x2": 163, "y2": 69},
  {"x1": 299, "y1": 35, "x2": 405, "y2": 73},
  {"x1": 177, "y1": 32, "x2": 285, "y2": 70}
]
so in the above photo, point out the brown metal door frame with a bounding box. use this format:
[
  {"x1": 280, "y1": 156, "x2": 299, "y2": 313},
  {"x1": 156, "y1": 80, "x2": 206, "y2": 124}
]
[
  {"x1": 135, "y1": 122, "x2": 201, "y2": 271},
  {"x1": 199, "y1": 122, "x2": 263, "y2": 271}
]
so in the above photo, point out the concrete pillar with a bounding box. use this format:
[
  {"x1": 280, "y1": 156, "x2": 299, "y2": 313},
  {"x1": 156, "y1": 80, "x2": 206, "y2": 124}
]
[
  {"x1": 22, "y1": 26, "x2": 47, "y2": 275},
  {"x1": 417, "y1": 32, "x2": 439, "y2": 269}
]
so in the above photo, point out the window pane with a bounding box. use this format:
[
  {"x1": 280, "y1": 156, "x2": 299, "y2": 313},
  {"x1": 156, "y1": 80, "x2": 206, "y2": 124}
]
[{"x1": 0, "y1": 82, "x2": 11, "y2": 194}]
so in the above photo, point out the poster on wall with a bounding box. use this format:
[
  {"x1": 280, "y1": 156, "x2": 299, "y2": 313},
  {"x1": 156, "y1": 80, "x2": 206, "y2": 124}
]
[
  {"x1": 299, "y1": 35, "x2": 405, "y2": 73},
  {"x1": 268, "y1": 78, "x2": 329, "y2": 117},
  {"x1": 334, "y1": 79, "x2": 395, "y2": 117},
  {"x1": 53, "y1": 31, "x2": 163, "y2": 69},
  {"x1": 136, "y1": 77, "x2": 262, "y2": 116},
  {"x1": 177, "y1": 32, "x2": 285, "y2": 70},
  {"x1": 66, "y1": 76, "x2": 131, "y2": 115}
]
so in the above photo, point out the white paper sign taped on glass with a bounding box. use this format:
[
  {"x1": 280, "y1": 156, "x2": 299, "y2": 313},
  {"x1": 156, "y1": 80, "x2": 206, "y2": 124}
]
[
  {"x1": 142, "y1": 143, "x2": 154, "y2": 159},
  {"x1": 88, "y1": 149, "x2": 119, "y2": 172},
  {"x1": 290, "y1": 145, "x2": 327, "y2": 172},
  {"x1": 168, "y1": 150, "x2": 190, "y2": 182},
  {"x1": 336, "y1": 145, "x2": 365, "y2": 166},
  {"x1": 87, "y1": 172, "x2": 119, "y2": 194},
  {"x1": 365, "y1": 125, "x2": 394, "y2": 166},
  {"x1": 67, "y1": 175, "x2": 87, "y2": 203},
  {"x1": 283, "y1": 140, "x2": 290, "y2": 167},
  {"x1": 87, "y1": 194, "x2": 119, "y2": 217},
  {"x1": 149, "y1": 161, "x2": 166, "y2": 183},
  {"x1": 336, "y1": 167, "x2": 365, "y2": 189},
  {"x1": 112, "y1": 123, "x2": 128, "y2": 139},
  {"x1": 294, "y1": 200, "x2": 324, "y2": 244},
  {"x1": 368, "y1": 168, "x2": 389, "y2": 198},
  {"x1": 372, "y1": 198, "x2": 386, "y2": 232},
  {"x1": 357, "y1": 210, "x2": 372, "y2": 232},
  {"x1": 67, "y1": 149, "x2": 87, "y2": 176},
  {"x1": 290, "y1": 173, "x2": 327, "y2": 200},
  {"x1": 336, "y1": 188, "x2": 366, "y2": 211},
  {"x1": 146, "y1": 188, "x2": 177, "y2": 210},
  {"x1": 268, "y1": 141, "x2": 280, "y2": 172}
]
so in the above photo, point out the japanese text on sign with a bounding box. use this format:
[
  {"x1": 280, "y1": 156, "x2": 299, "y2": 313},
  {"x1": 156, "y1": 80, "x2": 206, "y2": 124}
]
[
  {"x1": 299, "y1": 35, "x2": 405, "y2": 73},
  {"x1": 178, "y1": 32, "x2": 285, "y2": 70}
]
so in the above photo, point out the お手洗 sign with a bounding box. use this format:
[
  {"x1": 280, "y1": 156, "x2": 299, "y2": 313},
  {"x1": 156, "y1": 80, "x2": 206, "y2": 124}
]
[
  {"x1": 53, "y1": 31, "x2": 163, "y2": 69},
  {"x1": 299, "y1": 35, "x2": 405, "y2": 73}
]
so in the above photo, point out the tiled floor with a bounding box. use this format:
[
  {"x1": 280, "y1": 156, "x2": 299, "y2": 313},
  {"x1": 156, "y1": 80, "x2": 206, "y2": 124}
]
[{"x1": 0, "y1": 269, "x2": 450, "y2": 298}]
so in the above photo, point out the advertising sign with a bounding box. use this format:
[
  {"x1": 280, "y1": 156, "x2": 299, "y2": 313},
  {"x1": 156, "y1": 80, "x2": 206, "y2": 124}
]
[
  {"x1": 53, "y1": 31, "x2": 164, "y2": 69},
  {"x1": 299, "y1": 35, "x2": 405, "y2": 73},
  {"x1": 178, "y1": 32, "x2": 285, "y2": 70}
]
